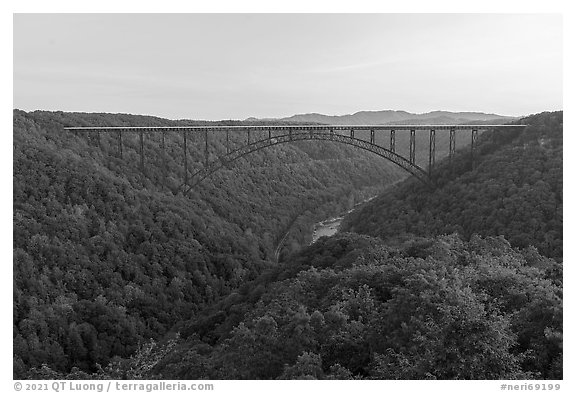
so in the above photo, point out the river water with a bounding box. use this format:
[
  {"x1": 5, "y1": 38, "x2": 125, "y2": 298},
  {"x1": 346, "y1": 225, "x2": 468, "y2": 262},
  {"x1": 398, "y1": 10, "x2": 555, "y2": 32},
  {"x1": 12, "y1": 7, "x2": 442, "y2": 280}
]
[{"x1": 310, "y1": 196, "x2": 375, "y2": 244}]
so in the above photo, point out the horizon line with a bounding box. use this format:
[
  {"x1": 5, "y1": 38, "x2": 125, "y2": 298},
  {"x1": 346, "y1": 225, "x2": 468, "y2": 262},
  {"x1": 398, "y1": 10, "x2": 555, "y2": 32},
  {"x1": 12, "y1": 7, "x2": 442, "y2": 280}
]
[{"x1": 13, "y1": 107, "x2": 564, "y2": 122}]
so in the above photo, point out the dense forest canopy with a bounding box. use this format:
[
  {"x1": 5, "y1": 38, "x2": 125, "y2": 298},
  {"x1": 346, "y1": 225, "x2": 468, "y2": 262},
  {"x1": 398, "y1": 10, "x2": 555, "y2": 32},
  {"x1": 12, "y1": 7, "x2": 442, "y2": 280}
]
[
  {"x1": 13, "y1": 110, "x2": 562, "y2": 380},
  {"x1": 29, "y1": 234, "x2": 562, "y2": 380},
  {"x1": 151, "y1": 233, "x2": 562, "y2": 380}
]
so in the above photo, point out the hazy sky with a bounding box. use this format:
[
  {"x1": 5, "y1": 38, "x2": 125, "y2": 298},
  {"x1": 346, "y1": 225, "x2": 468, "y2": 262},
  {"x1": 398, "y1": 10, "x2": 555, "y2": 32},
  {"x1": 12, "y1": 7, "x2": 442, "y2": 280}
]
[{"x1": 13, "y1": 13, "x2": 562, "y2": 120}]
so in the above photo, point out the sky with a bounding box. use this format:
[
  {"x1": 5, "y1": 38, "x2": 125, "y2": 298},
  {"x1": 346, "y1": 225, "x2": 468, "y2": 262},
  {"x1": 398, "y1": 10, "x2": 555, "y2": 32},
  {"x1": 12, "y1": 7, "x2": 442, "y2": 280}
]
[{"x1": 13, "y1": 13, "x2": 562, "y2": 120}]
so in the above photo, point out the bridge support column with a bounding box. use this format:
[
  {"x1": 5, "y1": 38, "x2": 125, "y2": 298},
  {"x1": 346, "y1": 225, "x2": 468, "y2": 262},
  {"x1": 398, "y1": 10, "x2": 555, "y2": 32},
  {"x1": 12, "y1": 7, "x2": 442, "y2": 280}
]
[
  {"x1": 409, "y1": 129, "x2": 416, "y2": 165},
  {"x1": 139, "y1": 131, "x2": 145, "y2": 173},
  {"x1": 205, "y1": 130, "x2": 209, "y2": 167},
  {"x1": 449, "y1": 128, "x2": 456, "y2": 166},
  {"x1": 370, "y1": 129, "x2": 375, "y2": 144},
  {"x1": 471, "y1": 129, "x2": 478, "y2": 169},
  {"x1": 390, "y1": 130, "x2": 396, "y2": 153},
  {"x1": 118, "y1": 131, "x2": 123, "y2": 158},
  {"x1": 247, "y1": 129, "x2": 251, "y2": 145},
  {"x1": 161, "y1": 130, "x2": 166, "y2": 188},
  {"x1": 183, "y1": 132, "x2": 188, "y2": 188},
  {"x1": 350, "y1": 128, "x2": 355, "y2": 139},
  {"x1": 226, "y1": 129, "x2": 230, "y2": 154},
  {"x1": 289, "y1": 129, "x2": 293, "y2": 141},
  {"x1": 429, "y1": 129, "x2": 435, "y2": 177}
]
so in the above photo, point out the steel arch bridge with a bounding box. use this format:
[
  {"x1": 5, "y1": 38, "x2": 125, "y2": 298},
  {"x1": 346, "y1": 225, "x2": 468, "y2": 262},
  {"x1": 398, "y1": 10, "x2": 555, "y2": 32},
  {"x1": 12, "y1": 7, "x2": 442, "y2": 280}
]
[{"x1": 65, "y1": 124, "x2": 524, "y2": 194}]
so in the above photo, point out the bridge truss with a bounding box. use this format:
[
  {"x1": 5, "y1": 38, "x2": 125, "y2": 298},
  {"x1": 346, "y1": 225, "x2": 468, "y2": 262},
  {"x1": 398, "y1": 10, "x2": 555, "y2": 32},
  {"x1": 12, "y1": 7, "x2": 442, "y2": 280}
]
[{"x1": 64, "y1": 124, "x2": 524, "y2": 193}]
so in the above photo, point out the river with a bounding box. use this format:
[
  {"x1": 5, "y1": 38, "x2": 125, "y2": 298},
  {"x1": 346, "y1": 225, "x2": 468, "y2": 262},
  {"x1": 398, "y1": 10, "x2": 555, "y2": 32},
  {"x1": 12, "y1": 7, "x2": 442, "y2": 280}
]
[{"x1": 310, "y1": 196, "x2": 376, "y2": 244}]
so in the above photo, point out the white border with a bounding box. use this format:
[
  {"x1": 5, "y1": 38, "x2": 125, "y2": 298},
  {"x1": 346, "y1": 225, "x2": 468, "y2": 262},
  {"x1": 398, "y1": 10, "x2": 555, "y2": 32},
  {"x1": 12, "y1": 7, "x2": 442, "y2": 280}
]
[{"x1": 4, "y1": 1, "x2": 573, "y2": 391}]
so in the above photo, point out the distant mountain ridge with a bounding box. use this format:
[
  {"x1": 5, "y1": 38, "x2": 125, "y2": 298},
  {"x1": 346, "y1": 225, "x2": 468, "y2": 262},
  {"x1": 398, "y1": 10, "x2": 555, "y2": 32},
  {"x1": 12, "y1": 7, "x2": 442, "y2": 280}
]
[{"x1": 248, "y1": 110, "x2": 516, "y2": 125}]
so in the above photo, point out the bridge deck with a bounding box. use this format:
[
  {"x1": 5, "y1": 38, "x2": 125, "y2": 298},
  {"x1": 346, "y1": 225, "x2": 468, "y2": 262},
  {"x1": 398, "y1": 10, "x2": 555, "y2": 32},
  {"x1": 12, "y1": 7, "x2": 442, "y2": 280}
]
[{"x1": 64, "y1": 124, "x2": 524, "y2": 132}]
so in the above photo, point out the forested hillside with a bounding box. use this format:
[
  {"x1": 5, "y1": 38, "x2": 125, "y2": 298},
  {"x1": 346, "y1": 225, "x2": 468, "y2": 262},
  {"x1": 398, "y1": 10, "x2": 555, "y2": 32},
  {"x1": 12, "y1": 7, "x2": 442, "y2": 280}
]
[
  {"x1": 35, "y1": 234, "x2": 560, "y2": 380},
  {"x1": 157, "y1": 233, "x2": 560, "y2": 380},
  {"x1": 342, "y1": 111, "x2": 563, "y2": 260},
  {"x1": 14, "y1": 110, "x2": 562, "y2": 380},
  {"x1": 13, "y1": 110, "x2": 403, "y2": 377}
]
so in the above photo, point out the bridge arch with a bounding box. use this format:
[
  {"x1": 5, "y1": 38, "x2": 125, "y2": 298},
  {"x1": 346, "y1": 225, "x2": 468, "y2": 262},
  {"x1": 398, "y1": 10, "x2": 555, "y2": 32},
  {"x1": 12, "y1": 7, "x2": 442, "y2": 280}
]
[{"x1": 184, "y1": 131, "x2": 429, "y2": 193}]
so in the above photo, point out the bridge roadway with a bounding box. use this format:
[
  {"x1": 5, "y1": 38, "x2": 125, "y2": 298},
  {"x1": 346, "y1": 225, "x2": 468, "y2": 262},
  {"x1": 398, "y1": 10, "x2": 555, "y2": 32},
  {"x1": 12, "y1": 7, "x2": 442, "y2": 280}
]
[
  {"x1": 64, "y1": 124, "x2": 525, "y2": 191},
  {"x1": 65, "y1": 124, "x2": 518, "y2": 132}
]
